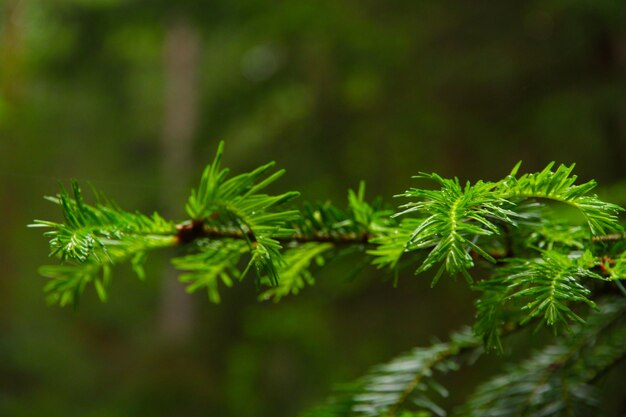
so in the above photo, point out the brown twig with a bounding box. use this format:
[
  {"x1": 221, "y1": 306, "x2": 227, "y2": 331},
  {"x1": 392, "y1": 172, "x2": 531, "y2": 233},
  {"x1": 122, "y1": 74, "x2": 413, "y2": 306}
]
[
  {"x1": 592, "y1": 233, "x2": 626, "y2": 242},
  {"x1": 175, "y1": 220, "x2": 372, "y2": 246}
]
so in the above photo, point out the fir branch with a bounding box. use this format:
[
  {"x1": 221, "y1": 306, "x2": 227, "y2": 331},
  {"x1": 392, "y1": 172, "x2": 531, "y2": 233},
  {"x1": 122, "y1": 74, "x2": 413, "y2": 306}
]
[
  {"x1": 31, "y1": 182, "x2": 177, "y2": 306},
  {"x1": 500, "y1": 162, "x2": 623, "y2": 236},
  {"x1": 171, "y1": 182, "x2": 385, "y2": 303},
  {"x1": 30, "y1": 150, "x2": 626, "y2": 417},
  {"x1": 392, "y1": 174, "x2": 517, "y2": 284},
  {"x1": 30, "y1": 181, "x2": 176, "y2": 263},
  {"x1": 32, "y1": 142, "x2": 393, "y2": 307},
  {"x1": 32, "y1": 150, "x2": 625, "y2": 330},
  {"x1": 458, "y1": 298, "x2": 626, "y2": 417},
  {"x1": 510, "y1": 251, "x2": 600, "y2": 327},
  {"x1": 378, "y1": 162, "x2": 622, "y2": 287},
  {"x1": 181, "y1": 142, "x2": 394, "y2": 288},
  {"x1": 474, "y1": 250, "x2": 604, "y2": 350},
  {"x1": 172, "y1": 171, "x2": 390, "y2": 303},
  {"x1": 183, "y1": 140, "x2": 301, "y2": 285},
  {"x1": 303, "y1": 328, "x2": 481, "y2": 417}
]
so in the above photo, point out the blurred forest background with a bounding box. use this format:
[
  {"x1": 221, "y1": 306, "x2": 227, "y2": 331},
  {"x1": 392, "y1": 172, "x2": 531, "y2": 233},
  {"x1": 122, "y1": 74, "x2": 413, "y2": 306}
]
[{"x1": 1, "y1": 0, "x2": 625, "y2": 416}]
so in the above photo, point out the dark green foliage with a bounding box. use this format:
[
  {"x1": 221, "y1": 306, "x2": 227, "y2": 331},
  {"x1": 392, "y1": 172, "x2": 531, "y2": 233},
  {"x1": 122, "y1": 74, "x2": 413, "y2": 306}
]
[
  {"x1": 39, "y1": 262, "x2": 110, "y2": 307},
  {"x1": 458, "y1": 298, "x2": 626, "y2": 417},
  {"x1": 304, "y1": 329, "x2": 480, "y2": 417},
  {"x1": 32, "y1": 144, "x2": 626, "y2": 416}
]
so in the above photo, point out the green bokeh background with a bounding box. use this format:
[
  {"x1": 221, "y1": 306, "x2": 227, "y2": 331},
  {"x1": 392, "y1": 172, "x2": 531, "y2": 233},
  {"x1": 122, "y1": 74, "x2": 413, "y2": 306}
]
[{"x1": 1, "y1": 1, "x2": 625, "y2": 415}]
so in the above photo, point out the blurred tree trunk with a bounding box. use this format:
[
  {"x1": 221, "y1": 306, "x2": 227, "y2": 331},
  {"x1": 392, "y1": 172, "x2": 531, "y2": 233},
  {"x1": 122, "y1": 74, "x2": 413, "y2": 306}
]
[
  {"x1": 0, "y1": 0, "x2": 25, "y2": 316},
  {"x1": 0, "y1": 0, "x2": 24, "y2": 101},
  {"x1": 158, "y1": 17, "x2": 200, "y2": 345}
]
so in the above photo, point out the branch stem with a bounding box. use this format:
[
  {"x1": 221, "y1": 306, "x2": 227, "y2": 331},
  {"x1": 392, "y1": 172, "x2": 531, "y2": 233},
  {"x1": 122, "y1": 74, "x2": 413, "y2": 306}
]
[{"x1": 175, "y1": 219, "x2": 373, "y2": 246}]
